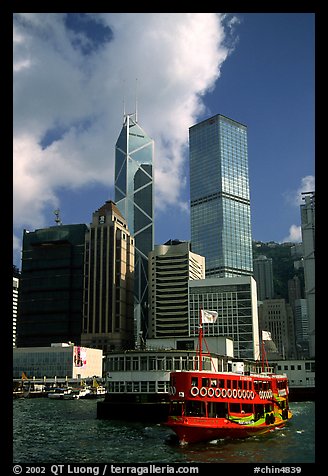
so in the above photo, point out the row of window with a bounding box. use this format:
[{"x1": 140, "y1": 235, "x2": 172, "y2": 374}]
[
  {"x1": 107, "y1": 355, "x2": 214, "y2": 372},
  {"x1": 108, "y1": 380, "x2": 169, "y2": 393}
]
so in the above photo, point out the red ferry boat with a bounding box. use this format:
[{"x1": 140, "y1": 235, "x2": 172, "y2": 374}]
[{"x1": 164, "y1": 311, "x2": 292, "y2": 444}]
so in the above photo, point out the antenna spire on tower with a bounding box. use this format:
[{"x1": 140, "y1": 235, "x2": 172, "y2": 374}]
[
  {"x1": 135, "y1": 77, "x2": 138, "y2": 123},
  {"x1": 54, "y1": 209, "x2": 62, "y2": 226}
]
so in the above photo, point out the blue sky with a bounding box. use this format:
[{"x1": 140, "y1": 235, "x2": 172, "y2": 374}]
[{"x1": 13, "y1": 13, "x2": 315, "y2": 269}]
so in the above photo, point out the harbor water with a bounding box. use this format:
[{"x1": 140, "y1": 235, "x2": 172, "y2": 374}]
[{"x1": 13, "y1": 398, "x2": 315, "y2": 464}]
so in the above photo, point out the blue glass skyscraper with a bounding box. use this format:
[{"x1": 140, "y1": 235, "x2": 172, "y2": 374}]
[
  {"x1": 115, "y1": 111, "x2": 154, "y2": 342},
  {"x1": 189, "y1": 114, "x2": 253, "y2": 277}
]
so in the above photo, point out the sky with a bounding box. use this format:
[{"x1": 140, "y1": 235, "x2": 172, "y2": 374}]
[{"x1": 13, "y1": 13, "x2": 315, "y2": 269}]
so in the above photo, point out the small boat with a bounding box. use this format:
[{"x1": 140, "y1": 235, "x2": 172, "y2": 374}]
[
  {"x1": 70, "y1": 387, "x2": 93, "y2": 399},
  {"x1": 82, "y1": 378, "x2": 106, "y2": 398},
  {"x1": 164, "y1": 310, "x2": 292, "y2": 444},
  {"x1": 47, "y1": 387, "x2": 75, "y2": 400}
]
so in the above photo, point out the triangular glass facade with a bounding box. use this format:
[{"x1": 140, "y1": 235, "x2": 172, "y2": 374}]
[{"x1": 115, "y1": 113, "x2": 154, "y2": 341}]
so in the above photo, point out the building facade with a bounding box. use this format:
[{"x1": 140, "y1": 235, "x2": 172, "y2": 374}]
[
  {"x1": 115, "y1": 112, "x2": 154, "y2": 341},
  {"x1": 253, "y1": 255, "x2": 274, "y2": 300},
  {"x1": 258, "y1": 299, "x2": 297, "y2": 359},
  {"x1": 13, "y1": 343, "x2": 103, "y2": 379},
  {"x1": 82, "y1": 201, "x2": 135, "y2": 352},
  {"x1": 17, "y1": 224, "x2": 88, "y2": 347},
  {"x1": 294, "y1": 298, "x2": 310, "y2": 358},
  {"x1": 13, "y1": 276, "x2": 19, "y2": 347},
  {"x1": 189, "y1": 276, "x2": 259, "y2": 360},
  {"x1": 189, "y1": 114, "x2": 253, "y2": 278},
  {"x1": 148, "y1": 240, "x2": 205, "y2": 339},
  {"x1": 300, "y1": 192, "x2": 315, "y2": 358}
]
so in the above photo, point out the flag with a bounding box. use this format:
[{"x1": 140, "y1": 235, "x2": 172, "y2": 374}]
[
  {"x1": 21, "y1": 372, "x2": 28, "y2": 380},
  {"x1": 201, "y1": 309, "x2": 218, "y2": 323},
  {"x1": 262, "y1": 330, "x2": 272, "y2": 341}
]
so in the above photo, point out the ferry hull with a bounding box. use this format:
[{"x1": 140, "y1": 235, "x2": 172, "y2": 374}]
[{"x1": 165, "y1": 417, "x2": 289, "y2": 444}]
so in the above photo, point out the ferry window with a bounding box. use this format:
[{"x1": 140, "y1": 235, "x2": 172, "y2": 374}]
[
  {"x1": 170, "y1": 401, "x2": 183, "y2": 416},
  {"x1": 202, "y1": 378, "x2": 210, "y2": 387},
  {"x1": 230, "y1": 403, "x2": 241, "y2": 413},
  {"x1": 218, "y1": 379, "x2": 225, "y2": 387},
  {"x1": 113, "y1": 358, "x2": 119, "y2": 371},
  {"x1": 185, "y1": 400, "x2": 206, "y2": 417},
  {"x1": 157, "y1": 358, "x2": 164, "y2": 370},
  {"x1": 181, "y1": 357, "x2": 188, "y2": 370},
  {"x1": 132, "y1": 357, "x2": 139, "y2": 370},
  {"x1": 232, "y1": 380, "x2": 237, "y2": 390},
  {"x1": 208, "y1": 402, "x2": 227, "y2": 418},
  {"x1": 166, "y1": 358, "x2": 173, "y2": 371},
  {"x1": 133, "y1": 382, "x2": 140, "y2": 392},
  {"x1": 254, "y1": 404, "x2": 264, "y2": 419},
  {"x1": 157, "y1": 381, "x2": 166, "y2": 392},
  {"x1": 141, "y1": 382, "x2": 147, "y2": 392},
  {"x1": 238, "y1": 380, "x2": 243, "y2": 389},
  {"x1": 119, "y1": 357, "x2": 124, "y2": 371},
  {"x1": 126, "y1": 382, "x2": 132, "y2": 392},
  {"x1": 226, "y1": 379, "x2": 232, "y2": 389},
  {"x1": 174, "y1": 357, "x2": 181, "y2": 370},
  {"x1": 265, "y1": 404, "x2": 273, "y2": 412},
  {"x1": 149, "y1": 357, "x2": 156, "y2": 370},
  {"x1": 191, "y1": 377, "x2": 198, "y2": 387},
  {"x1": 210, "y1": 379, "x2": 217, "y2": 387},
  {"x1": 140, "y1": 357, "x2": 147, "y2": 371},
  {"x1": 242, "y1": 404, "x2": 253, "y2": 414},
  {"x1": 149, "y1": 382, "x2": 155, "y2": 392}
]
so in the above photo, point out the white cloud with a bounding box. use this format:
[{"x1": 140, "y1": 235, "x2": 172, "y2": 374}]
[
  {"x1": 13, "y1": 13, "x2": 237, "y2": 256},
  {"x1": 284, "y1": 175, "x2": 315, "y2": 207},
  {"x1": 282, "y1": 224, "x2": 302, "y2": 243}
]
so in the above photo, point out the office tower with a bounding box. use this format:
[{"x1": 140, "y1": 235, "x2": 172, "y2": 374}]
[
  {"x1": 115, "y1": 111, "x2": 154, "y2": 341},
  {"x1": 258, "y1": 299, "x2": 296, "y2": 359},
  {"x1": 13, "y1": 276, "x2": 19, "y2": 347},
  {"x1": 294, "y1": 298, "x2": 309, "y2": 358},
  {"x1": 189, "y1": 276, "x2": 259, "y2": 360},
  {"x1": 148, "y1": 240, "x2": 205, "y2": 338},
  {"x1": 253, "y1": 255, "x2": 274, "y2": 300},
  {"x1": 288, "y1": 275, "x2": 303, "y2": 310},
  {"x1": 300, "y1": 192, "x2": 315, "y2": 358},
  {"x1": 82, "y1": 201, "x2": 135, "y2": 352},
  {"x1": 17, "y1": 224, "x2": 88, "y2": 347},
  {"x1": 189, "y1": 114, "x2": 253, "y2": 278}
]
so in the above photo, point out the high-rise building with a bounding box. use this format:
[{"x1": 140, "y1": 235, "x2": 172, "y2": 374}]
[
  {"x1": 294, "y1": 298, "x2": 309, "y2": 358},
  {"x1": 189, "y1": 276, "x2": 259, "y2": 360},
  {"x1": 148, "y1": 240, "x2": 205, "y2": 339},
  {"x1": 300, "y1": 191, "x2": 315, "y2": 357},
  {"x1": 115, "y1": 112, "x2": 154, "y2": 341},
  {"x1": 189, "y1": 114, "x2": 253, "y2": 278},
  {"x1": 258, "y1": 299, "x2": 296, "y2": 359},
  {"x1": 17, "y1": 224, "x2": 88, "y2": 347},
  {"x1": 82, "y1": 201, "x2": 135, "y2": 352},
  {"x1": 253, "y1": 255, "x2": 274, "y2": 300},
  {"x1": 13, "y1": 276, "x2": 19, "y2": 347}
]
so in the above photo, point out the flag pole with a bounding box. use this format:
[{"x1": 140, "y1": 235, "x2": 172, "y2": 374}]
[{"x1": 199, "y1": 308, "x2": 203, "y2": 371}]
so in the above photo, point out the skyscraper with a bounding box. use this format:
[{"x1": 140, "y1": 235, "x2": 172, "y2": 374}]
[
  {"x1": 148, "y1": 240, "x2": 205, "y2": 339},
  {"x1": 17, "y1": 224, "x2": 87, "y2": 347},
  {"x1": 253, "y1": 255, "x2": 274, "y2": 300},
  {"x1": 189, "y1": 114, "x2": 253, "y2": 278},
  {"x1": 300, "y1": 191, "x2": 315, "y2": 358},
  {"x1": 82, "y1": 200, "x2": 135, "y2": 352},
  {"x1": 115, "y1": 112, "x2": 154, "y2": 341}
]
